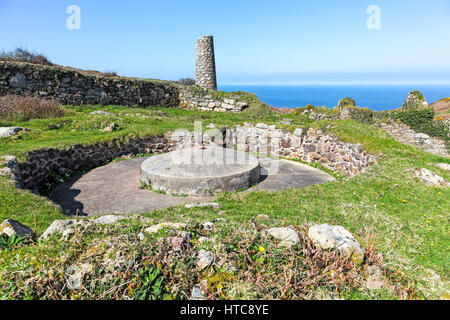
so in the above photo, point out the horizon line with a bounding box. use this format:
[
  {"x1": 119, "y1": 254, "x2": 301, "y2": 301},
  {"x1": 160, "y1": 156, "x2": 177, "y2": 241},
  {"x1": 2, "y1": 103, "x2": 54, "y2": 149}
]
[{"x1": 219, "y1": 82, "x2": 450, "y2": 86}]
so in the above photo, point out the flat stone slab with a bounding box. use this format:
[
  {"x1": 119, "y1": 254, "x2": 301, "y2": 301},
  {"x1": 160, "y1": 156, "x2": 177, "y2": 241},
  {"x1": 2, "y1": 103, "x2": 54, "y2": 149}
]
[
  {"x1": 249, "y1": 158, "x2": 335, "y2": 192},
  {"x1": 141, "y1": 147, "x2": 260, "y2": 196},
  {"x1": 50, "y1": 156, "x2": 335, "y2": 216},
  {"x1": 50, "y1": 158, "x2": 214, "y2": 216}
]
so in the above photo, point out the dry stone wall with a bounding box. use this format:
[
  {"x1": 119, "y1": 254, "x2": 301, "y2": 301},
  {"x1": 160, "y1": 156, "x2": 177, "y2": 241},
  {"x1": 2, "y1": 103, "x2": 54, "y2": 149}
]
[
  {"x1": 168, "y1": 123, "x2": 377, "y2": 177},
  {"x1": 231, "y1": 123, "x2": 376, "y2": 177},
  {"x1": 0, "y1": 61, "x2": 252, "y2": 113},
  {"x1": 179, "y1": 87, "x2": 249, "y2": 112},
  {"x1": 0, "y1": 61, "x2": 179, "y2": 107},
  {"x1": 376, "y1": 122, "x2": 448, "y2": 157},
  {"x1": 2, "y1": 136, "x2": 173, "y2": 192}
]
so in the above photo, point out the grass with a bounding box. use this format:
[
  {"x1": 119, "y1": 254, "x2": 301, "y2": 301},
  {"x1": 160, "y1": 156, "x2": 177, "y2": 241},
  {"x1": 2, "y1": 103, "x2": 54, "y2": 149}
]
[
  {"x1": 0, "y1": 105, "x2": 312, "y2": 161},
  {"x1": 0, "y1": 105, "x2": 449, "y2": 300}
]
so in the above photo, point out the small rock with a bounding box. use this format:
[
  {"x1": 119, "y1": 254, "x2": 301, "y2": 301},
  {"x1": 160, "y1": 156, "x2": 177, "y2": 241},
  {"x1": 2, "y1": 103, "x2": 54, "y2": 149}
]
[
  {"x1": 256, "y1": 214, "x2": 270, "y2": 220},
  {"x1": 0, "y1": 167, "x2": 13, "y2": 177},
  {"x1": 101, "y1": 123, "x2": 119, "y2": 133},
  {"x1": 179, "y1": 231, "x2": 192, "y2": 240},
  {"x1": 293, "y1": 128, "x2": 303, "y2": 137},
  {"x1": 415, "y1": 133, "x2": 430, "y2": 139},
  {"x1": 90, "y1": 110, "x2": 113, "y2": 116},
  {"x1": 308, "y1": 224, "x2": 366, "y2": 264},
  {"x1": 185, "y1": 202, "x2": 221, "y2": 209},
  {"x1": 144, "y1": 222, "x2": 187, "y2": 234},
  {"x1": 198, "y1": 237, "x2": 210, "y2": 243},
  {"x1": 0, "y1": 219, "x2": 33, "y2": 238},
  {"x1": 39, "y1": 220, "x2": 74, "y2": 240},
  {"x1": 62, "y1": 228, "x2": 75, "y2": 239},
  {"x1": 206, "y1": 124, "x2": 216, "y2": 129},
  {"x1": 266, "y1": 227, "x2": 300, "y2": 247},
  {"x1": 202, "y1": 222, "x2": 215, "y2": 231},
  {"x1": 415, "y1": 168, "x2": 449, "y2": 187},
  {"x1": 236, "y1": 101, "x2": 249, "y2": 109},
  {"x1": 66, "y1": 264, "x2": 92, "y2": 290},
  {"x1": 137, "y1": 232, "x2": 146, "y2": 241},
  {"x1": 94, "y1": 215, "x2": 125, "y2": 225},
  {"x1": 191, "y1": 284, "x2": 207, "y2": 300},
  {"x1": 0, "y1": 127, "x2": 27, "y2": 138},
  {"x1": 197, "y1": 249, "x2": 214, "y2": 270}
]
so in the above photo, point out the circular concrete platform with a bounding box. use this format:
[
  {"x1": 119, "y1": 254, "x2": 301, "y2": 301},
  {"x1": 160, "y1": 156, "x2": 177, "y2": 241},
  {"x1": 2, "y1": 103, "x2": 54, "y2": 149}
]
[
  {"x1": 50, "y1": 157, "x2": 335, "y2": 216},
  {"x1": 141, "y1": 147, "x2": 261, "y2": 196}
]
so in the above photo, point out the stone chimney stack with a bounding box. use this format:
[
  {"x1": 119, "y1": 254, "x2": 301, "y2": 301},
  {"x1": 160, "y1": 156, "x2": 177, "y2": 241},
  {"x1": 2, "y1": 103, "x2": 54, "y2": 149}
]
[{"x1": 195, "y1": 35, "x2": 217, "y2": 90}]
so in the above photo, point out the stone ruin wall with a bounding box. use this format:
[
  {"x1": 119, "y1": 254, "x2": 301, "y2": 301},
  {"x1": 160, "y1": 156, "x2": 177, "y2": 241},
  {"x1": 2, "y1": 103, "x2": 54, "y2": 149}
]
[
  {"x1": 1, "y1": 136, "x2": 174, "y2": 193},
  {"x1": 0, "y1": 61, "x2": 180, "y2": 107},
  {"x1": 195, "y1": 35, "x2": 217, "y2": 90},
  {"x1": 0, "y1": 61, "x2": 252, "y2": 113},
  {"x1": 1, "y1": 122, "x2": 376, "y2": 193},
  {"x1": 171, "y1": 123, "x2": 377, "y2": 177},
  {"x1": 179, "y1": 87, "x2": 249, "y2": 112}
]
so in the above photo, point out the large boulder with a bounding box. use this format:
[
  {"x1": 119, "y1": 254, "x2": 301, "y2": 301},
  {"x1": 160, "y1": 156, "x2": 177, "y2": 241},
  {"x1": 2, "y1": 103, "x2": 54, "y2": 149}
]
[
  {"x1": 308, "y1": 224, "x2": 365, "y2": 264},
  {"x1": 0, "y1": 219, "x2": 33, "y2": 238},
  {"x1": 0, "y1": 127, "x2": 27, "y2": 138},
  {"x1": 415, "y1": 168, "x2": 449, "y2": 187},
  {"x1": 402, "y1": 90, "x2": 428, "y2": 110}
]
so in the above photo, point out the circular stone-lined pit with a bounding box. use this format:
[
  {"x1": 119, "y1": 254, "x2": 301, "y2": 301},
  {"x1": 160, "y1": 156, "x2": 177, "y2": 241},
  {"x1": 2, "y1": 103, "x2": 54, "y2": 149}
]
[{"x1": 141, "y1": 147, "x2": 261, "y2": 196}]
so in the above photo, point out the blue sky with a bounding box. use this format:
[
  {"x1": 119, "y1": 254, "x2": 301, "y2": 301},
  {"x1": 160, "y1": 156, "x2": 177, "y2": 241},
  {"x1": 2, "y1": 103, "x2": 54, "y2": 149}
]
[{"x1": 1, "y1": 0, "x2": 450, "y2": 84}]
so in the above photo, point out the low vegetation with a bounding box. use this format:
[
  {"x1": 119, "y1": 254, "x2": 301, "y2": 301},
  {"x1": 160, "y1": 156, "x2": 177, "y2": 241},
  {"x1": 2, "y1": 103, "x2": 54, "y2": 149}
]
[
  {"x1": 0, "y1": 95, "x2": 64, "y2": 124},
  {"x1": 0, "y1": 104, "x2": 449, "y2": 300},
  {"x1": 0, "y1": 47, "x2": 53, "y2": 66},
  {"x1": 390, "y1": 108, "x2": 449, "y2": 147}
]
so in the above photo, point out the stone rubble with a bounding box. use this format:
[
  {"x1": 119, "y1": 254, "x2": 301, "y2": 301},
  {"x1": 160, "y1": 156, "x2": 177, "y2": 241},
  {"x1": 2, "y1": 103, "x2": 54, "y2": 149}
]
[
  {"x1": 377, "y1": 122, "x2": 448, "y2": 157},
  {"x1": 179, "y1": 88, "x2": 249, "y2": 113}
]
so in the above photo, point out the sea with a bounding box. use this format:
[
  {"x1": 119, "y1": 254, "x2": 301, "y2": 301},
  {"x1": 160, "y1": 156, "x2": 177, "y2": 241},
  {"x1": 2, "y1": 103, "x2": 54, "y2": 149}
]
[{"x1": 218, "y1": 84, "x2": 450, "y2": 111}]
